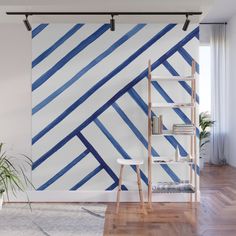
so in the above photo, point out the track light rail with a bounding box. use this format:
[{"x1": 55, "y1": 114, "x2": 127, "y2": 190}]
[
  {"x1": 6, "y1": 11, "x2": 202, "y2": 16},
  {"x1": 6, "y1": 11, "x2": 202, "y2": 32}
]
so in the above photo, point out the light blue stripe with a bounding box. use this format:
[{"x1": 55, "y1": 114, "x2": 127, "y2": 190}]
[
  {"x1": 32, "y1": 24, "x2": 84, "y2": 68},
  {"x1": 70, "y1": 165, "x2": 103, "y2": 190},
  {"x1": 32, "y1": 27, "x2": 198, "y2": 170},
  {"x1": 37, "y1": 149, "x2": 89, "y2": 190},
  {"x1": 32, "y1": 24, "x2": 146, "y2": 114},
  {"x1": 32, "y1": 24, "x2": 48, "y2": 38},
  {"x1": 32, "y1": 24, "x2": 110, "y2": 91},
  {"x1": 32, "y1": 24, "x2": 175, "y2": 144}
]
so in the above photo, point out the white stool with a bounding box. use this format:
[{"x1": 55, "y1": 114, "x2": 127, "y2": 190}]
[{"x1": 116, "y1": 158, "x2": 145, "y2": 214}]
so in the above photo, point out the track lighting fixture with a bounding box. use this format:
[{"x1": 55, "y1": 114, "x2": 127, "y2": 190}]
[
  {"x1": 7, "y1": 12, "x2": 202, "y2": 33},
  {"x1": 110, "y1": 15, "x2": 115, "y2": 31},
  {"x1": 23, "y1": 15, "x2": 32, "y2": 31},
  {"x1": 182, "y1": 14, "x2": 190, "y2": 31}
]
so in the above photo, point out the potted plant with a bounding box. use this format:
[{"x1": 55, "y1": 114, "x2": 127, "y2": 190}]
[
  {"x1": 0, "y1": 143, "x2": 33, "y2": 209},
  {"x1": 199, "y1": 112, "x2": 215, "y2": 169}
]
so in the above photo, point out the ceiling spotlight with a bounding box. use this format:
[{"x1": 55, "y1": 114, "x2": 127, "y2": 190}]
[
  {"x1": 23, "y1": 15, "x2": 32, "y2": 31},
  {"x1": 110, "y1": 15, "x2": 115, "y2": 31},
  {"x1": 182, "y1": 14, "x2": 190, "y2": 31}
]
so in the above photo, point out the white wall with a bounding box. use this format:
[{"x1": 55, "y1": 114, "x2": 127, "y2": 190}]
[
  {"x1": 227, "y1": 14, "x2": 236, "y2": 167},
  {"x1": 0, "y1": 24, "x2": 31, "y2": 156},
  {"x1": 0, "y1": 24, "x2": 205, "y2": 163},
  {"x1": 0, "y1": 23, "x2": 200, "y2": 201},
  {"x1": 0, "y1": 25, "x2": 206, "y2": 159}
]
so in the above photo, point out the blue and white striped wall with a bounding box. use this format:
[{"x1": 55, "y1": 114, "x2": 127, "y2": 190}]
[{"x1": 32, "y1": 23, "x2": 199, "y2": 201}]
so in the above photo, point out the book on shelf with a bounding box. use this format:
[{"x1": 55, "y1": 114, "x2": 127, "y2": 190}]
[
  {"x1": 152, "y1": 155, "x2": 193, "y2": 163},
  {"x1": 176, "y1": 103, "x2": 193, "y2": 107},
  {"x1": 172, "y1": 124, "x2": 195, "y2": 134},
  {"x1": 152, "y1": 115, "x2": 163, "y2": 134}
]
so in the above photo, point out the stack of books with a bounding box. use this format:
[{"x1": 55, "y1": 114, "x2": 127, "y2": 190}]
[{"x1": 172, "y1": 124, "x2": 195, "y2": 135}]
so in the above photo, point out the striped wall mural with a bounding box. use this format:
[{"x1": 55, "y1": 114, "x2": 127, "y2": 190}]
[{"x1": 32, "y1": 23, "x2": 199, "y2": 193}]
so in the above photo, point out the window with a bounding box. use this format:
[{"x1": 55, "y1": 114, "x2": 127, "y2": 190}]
[{"x1": 199, "y1": 45, "x2": 211, "y2": 113}]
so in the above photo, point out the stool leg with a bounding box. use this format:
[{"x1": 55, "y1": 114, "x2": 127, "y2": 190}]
[
  {"x1": 116, "y1": 164, "x2": 124, "y2": 214},
  {"x1": 136, "y1": 165, "x2": 145, "y2": 214}
]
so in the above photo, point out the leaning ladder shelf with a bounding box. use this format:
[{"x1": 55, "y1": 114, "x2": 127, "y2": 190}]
[{"x1": 147, "y1": 60, "x2": 197, "y2": 207}]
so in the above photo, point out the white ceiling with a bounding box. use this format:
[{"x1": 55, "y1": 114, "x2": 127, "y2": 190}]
[
  {"x1": 0, "y1": 0, "x2": 235, "y2": 24},
  {"x1": 202, "y1": 0, "x2": 236, "y2": 22}
]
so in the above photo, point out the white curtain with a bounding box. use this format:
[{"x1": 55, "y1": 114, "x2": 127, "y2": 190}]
[{"x1": 210, "y1": 24, "x2": 228, "y2": 165}]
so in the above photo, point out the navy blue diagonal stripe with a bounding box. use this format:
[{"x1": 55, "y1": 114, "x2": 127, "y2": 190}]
[
  {"x1": 106, "y1": 182, "x2": 128, "y2": 191},
  {"x1": 32, "y1": 24, "x2": 176, "y2": 145},
  {"x1": 162, "y1": 60, "x2": 200, "y2": 103},
  {"x1": 32, "y1": 24, "x2": 146, "y2": 114},
  {"x1": 128, "y1": 87, "x2": 187, "y2": 156},
  {"x1": 32, "y1": 24, "x2": 84, "y2": 68},
  {"x1": 32, "y1": 130, "x2": 76, "y2": 170},
  {"x1": 32, "y1": 24, "x2": 48, "y2": 38},
  {"x1": 112, "y1": 102, "x2": 158, "y2": 157},
  {"x1": 195, "y1": 32, "x2": 199, "y2": 40},
  {"x1": 191, "y1": 163, "x2": 200, "y2": 175},
  {"x1": 106, "y1": 182, "x2": 118, "y2": 191},
  {"x1": 70, "y1": 165, "x2": 103, "y2": 190},
  {"x1": 128, "y1": 88, "x2": 154, "y2": 116},
  {"x1": 33, "y1": 27, "x2": 199, "y2": 169},
  {"x1": 151, "y1": 81, "x2": 191, "y2": 124},
  {"x1": 178, "y1": 47, "x2": 200, "y2": 74},
  {"x1": 112, "y1": 102, "x2": 180, "y2": 181},
  {"x1": 128, "y1": 87, "x2": 200, "y2": 175},
  {"x1": 94, "y1": 118, "x2": 149, "y2": 185},
  {"x1": 151, "y1": 80, "x2": 200, "y2": 138},
  {"x1": 32, "y1": 24, "x2": 110, "y2": 91},
  {"x1": 76, "y1": 132, "x2": 120, "y2": 184},
  {"x1": 75, "y1": 27, "x2": 199, "y2": 133},
  {"x1": 37, "y1": 149, "x2": 89, "y2": 190}
]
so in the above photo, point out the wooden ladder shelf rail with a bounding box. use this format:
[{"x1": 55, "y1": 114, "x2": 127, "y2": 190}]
[{"x1": 147, "y1": 60, "x2": 198, "y2": 208}]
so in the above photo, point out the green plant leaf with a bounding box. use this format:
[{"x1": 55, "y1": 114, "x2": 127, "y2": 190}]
[{"x1": 0, "y1": 142, "x2": 34, "y2": 205}]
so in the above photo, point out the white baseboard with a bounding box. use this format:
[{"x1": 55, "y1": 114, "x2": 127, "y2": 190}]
[{"x1": 6, "y1": 190, "x2": 201, "y2": 203}]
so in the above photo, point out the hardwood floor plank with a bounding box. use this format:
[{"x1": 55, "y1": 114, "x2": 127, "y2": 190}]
[{"x1": 104, "y1": 164, "x2": 236, "y2": 236}]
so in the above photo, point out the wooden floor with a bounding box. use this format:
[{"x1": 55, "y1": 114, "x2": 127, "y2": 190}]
[{"x1": 104, "y1": 164, "x2": 236, "y2": 236}]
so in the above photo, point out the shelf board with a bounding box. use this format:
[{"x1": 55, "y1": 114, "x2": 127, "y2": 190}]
[
  {"x1": 152, "y1": 160, "x2": 194, "y2": 164},
  {"x1": 152, "y1": 186, "x2": 195, "y2": 194},
  {"x1": 152, "y1": 130, "x2": 194, "y2": 136},
  {"x1": 151, "y1": 76, "x2": 194, "y2": 81},
  {"x1": 152, "y1": 156, "x2": 193, "y2": 164},
  {"x1": 151, "y1": 103, "x2": 195, "y2": 108}
]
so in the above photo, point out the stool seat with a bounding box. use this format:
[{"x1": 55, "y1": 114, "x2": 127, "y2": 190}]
[{"x1": 117, "y1": 158, "x2": 144, "y2": 166}]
